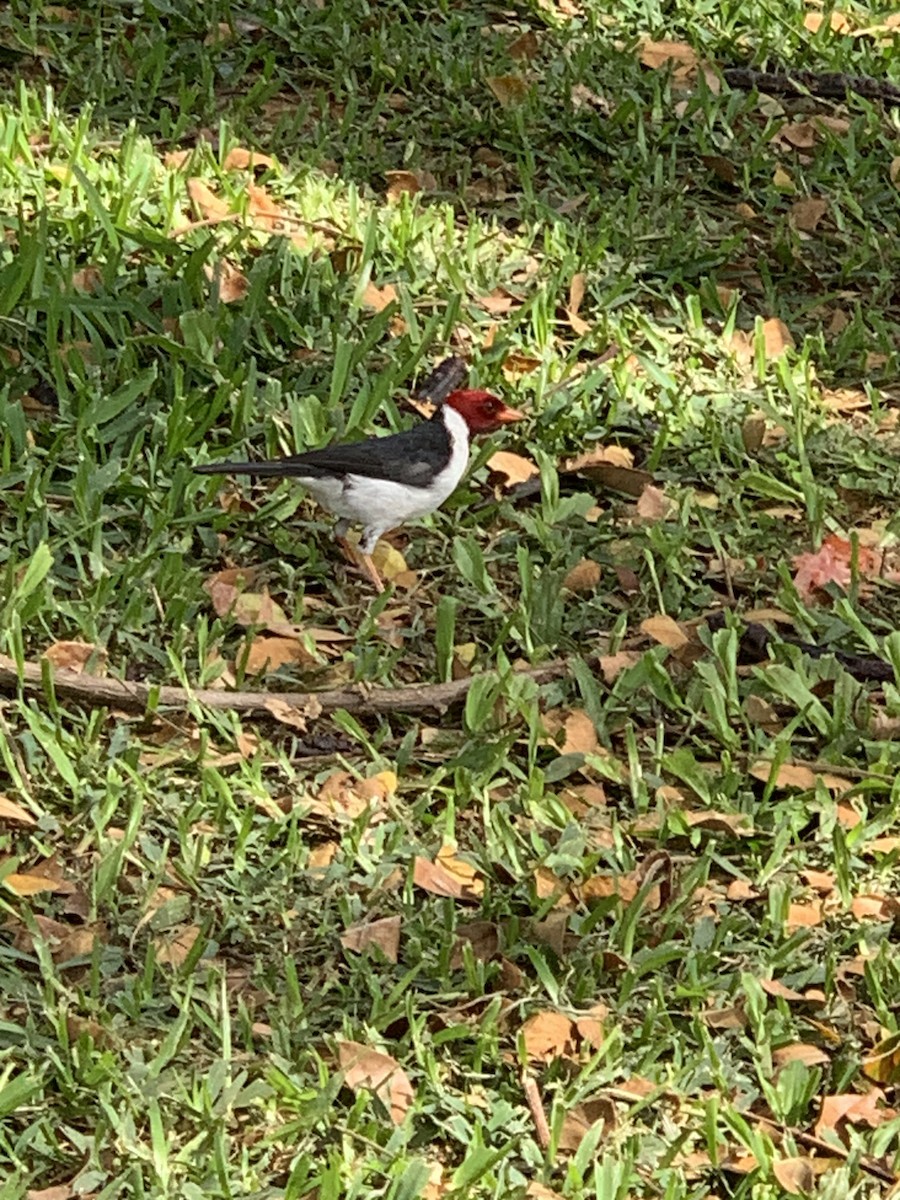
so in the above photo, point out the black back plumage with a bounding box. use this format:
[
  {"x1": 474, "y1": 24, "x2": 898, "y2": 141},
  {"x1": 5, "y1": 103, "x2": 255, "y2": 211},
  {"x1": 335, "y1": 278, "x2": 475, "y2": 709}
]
[{"x1": 195, "y1": 410, "x2": 454, "y2": 489}]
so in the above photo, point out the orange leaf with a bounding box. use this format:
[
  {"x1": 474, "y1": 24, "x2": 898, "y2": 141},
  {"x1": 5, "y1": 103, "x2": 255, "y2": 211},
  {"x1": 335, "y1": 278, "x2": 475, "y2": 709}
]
[
  {"x1": 0, "y1": 795, "x2": 37, "y2": 825},
  {"x1": 786, "y1": 901, "x2": 823, "y2": 930},
  {"x1": 762, "y1": 317, "x2": 795, "y2": 358},
  {"x1": 244, "y1": 635, "x2": 318, "y2": 675},
  {"x1": 361, "y1": 281, "x2": 398, "y2": 312},
  {"x1": 413, "y1": 851, "x2": 483, "y2": 899}
]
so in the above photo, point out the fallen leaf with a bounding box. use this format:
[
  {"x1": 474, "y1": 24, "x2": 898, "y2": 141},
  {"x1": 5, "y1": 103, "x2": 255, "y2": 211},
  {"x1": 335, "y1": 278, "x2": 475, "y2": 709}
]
[
  {"x1": 413, "y1": 851, "x2": 484, "y2": 900},
  {"x1": 0, "y1": 796, "x2": 37, "y2": 825},
  {"x1": 851, "y1": 893, "x2": 898, "y2": 921},
  {"x1": 341, "y1": 915, "x2": 401, "y2": 962},
  {"x1": 749, "y1": 761, "x2": 818, "y2": 790},
  {"x1": 636, "y1": 484, "x2": 674, "y2": 521},
  {"x1": 641, "y1": 614, "x2": 689, "y2": 649},
  {"x1": 154, "y1": 924, "x2": 201, "y2": 966},
  {"x1": 862, "y1": 1033, "x2": 900, "y2": 1084},
  {"x1": 761, "y1": 978, "x2": 806, "y2": 1002},
  {"x1": 762, "y1": 317, "x2": 795, "y2": 358},
  {"x1": 815, "y1": 1090, "x2": 892, "y2": 1142},
  {"x1": 384, "y1": 168, "x2": 436, "y2": 202},
  {"x1": 337, "y1": 1040, "x2": 415, "y2": 1125},
  {"x1": 790, "y1": 197, "x2": 828, "y2": 233},
  {"x1": 308, "y1": 841, "x2": 338, "y2": 868},
  {"x1": 243, "y1": 635, "x2": 318, "y2": 675},
  {"x1": 598, "y1": 652, "x2": 640, "y2": 682},
  {"x1": 558, "y1": 1096, "x2": 616, "y2": 1151},
  {"x1": 26, "y1": 1185, "x2": 74, "y2": 1200},
  {"x1": 683, "y1": 811, "x2": 754, "y2": 836},
  {"x1": 451, "y1": 920, "x2": 500, "y2": 967},
  {"x1": 544, "y1": 708, "x2": 598, "y2": 755},
  {"x1": 71, "y1": 265, "x2": 102, "y2": 293},
  {"x1": 562, "y1": 444, "x2": 633, "y2": 473},
  {"x1": 476, "y1": 287, "x2": 520, "y2": 315},
  {"x1": 361, "y1": 281, "x2": 398, "y2": 312},
  {"x1": 638, "y1": 40, "x2": 698, "y2": 70},
  {"x1": 773, "y1": 1043, "x2": 831, "y2": 1068},
  {"x1": 508, "y1": 30, "x2": 540, "y2": 60},
  {"x1": 804, "y1": 11, "x2": 852, "y2": 34},
  {"x1": 186, "y1": 177, "x2": 231, "y2": 221},
  {"x1": 786, "y1": 901, "x2": 823, "y2": 930},
  {"x1": 726, "y1": 879, "x2": 758, "y2": 901},
  {"x1": 3, "y1": 873, "x2": 70, "y2": 896},
  {"x1": 703, "y1": 1006, "x2": 746, "y2": 1030},
  {"x1": 520, "y1": 1011, "x2": 578, "y2": 1062},
  {"x1": 772, "y1": 1157, "x2": 817, "y2": 1195},
  {"x1": 801, "y1": 869, "x2": 835, "y2": 895},
  {"x1": 486, "y1": 74, "x2": 530, "y2": 107},
  {"x1": 262, "y1": 696, "x2": 322, "y2": 731},
  {"x1": 562, "y1": 559, "x2": 601, "y2": 592},
  {"x1": 487, "y1": 450, "x2": 539, "y2": 488},
  {"x1": 207, "y1": 258, "x2": 248, "y2": 304},
  {"x1": 570, "y1": 83, "x2": 609, "y2": 113},
  {"x1": 223, "y1": 147, "x2": 276, "y2": 171}
]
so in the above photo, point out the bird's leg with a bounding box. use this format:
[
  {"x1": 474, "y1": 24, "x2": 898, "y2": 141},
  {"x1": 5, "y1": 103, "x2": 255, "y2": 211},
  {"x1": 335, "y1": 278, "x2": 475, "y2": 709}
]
[
  {"x1": 334, "y1": 521, "x2": 385, "y2": 592},
  {"x1": 359, "y1": 553, "x2": 385, "y2": 593}
]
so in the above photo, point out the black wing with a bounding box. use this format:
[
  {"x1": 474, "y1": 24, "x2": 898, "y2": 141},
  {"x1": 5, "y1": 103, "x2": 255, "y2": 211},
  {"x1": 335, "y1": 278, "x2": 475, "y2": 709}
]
[{"x1": 195, "y1": 413, "x2": 453, "y2": 488}]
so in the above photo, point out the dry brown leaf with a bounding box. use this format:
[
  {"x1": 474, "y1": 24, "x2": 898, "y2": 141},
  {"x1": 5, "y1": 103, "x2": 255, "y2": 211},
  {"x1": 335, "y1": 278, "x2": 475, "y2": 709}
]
[
  {"x1": 598, "y1": 651, "x2": 640, "y2": 682},
  {"x1": 703, "y1": 1006, "x2": 746, "y2": 1030},
  {"x1": 636, "y1": 483, "x2": 674, "y2": 521},
  {"x1": 308, "y1": 841, "x2": 338, "y2": 868},
  {"x1": 821, "y1": 387, "x2": 869, "y2": 413},
  {"x1": 558, "y1": 1096, "x2": 616, "y2": 1151},
  {"x1": 71, "y1": 265, "x2": 102, "y2": 293},
  {"x1": 562, "y1": 559, "x2": 601, "y2": 592},
  {"x1": 262, "y1": 696, "x2": 322, "y2": 731},
  {"x1": 28, "y1": 1185, "x2": 75, "y2": 1200},
  {"x1": 476, "y1": 287, "x2": 520, "y2": 315},
  {"x1": 762, "y1": 317, "x2": 795, "y2": 358},
  {"x1": 773, "y1": 1043, "x2": 831, "y2": 1068},
  {"x1": 186, "y1": 177, "x2": 231, "y2": 221},
  {"x1": 851, "y1": 893, "x2": 898, "y2": 921},
  {"x1": 208, "y1": 259, "x2": 249, "y2": 304},
  {"x1": 223, "y1": 147, "x2": 276, "y2": 171},
  {"x1": 582, "y1": 462, "x2": 654, "y2": 496},
  {"x1": 562, "y1": 444, "x2": 634, "y2": 472},
  {"x1": 566, "y1": 271, "x2": 591, "y2": 335},
  {"x1": 154, "y1": 924, "x2": 201, "y2": 966},
  {"x1": 520, "y1": 1011, "x2": 578, "y2": 1062},
  {"x1": 361, "y1": 281, "x2": 398, "y2": 312},
  {"x1": 641, "y1": 614, "x2": 688, "y2": 649},
  {"x1": 638, "y1": 40, "x2": 698, "y2": 69},
  {"x1": 804, "y1": 11, "x2": 852, "y2": 34},
  {"x1": 544, "y1": 708, "x2": 598, "y2": 755},
  {"x1": 384, "y1": 168, "x2": 436, "y2": 203},
  {"x1": 451, "y1": 920, "x2": 500, "y2": 966},
  {"x1": 761, "y1": 978, "x2": 806, "y2": 1002},
  {"x1": 785, "y1": 901, "x2": 823, "y2": 930},
  {"x1": 0, "y1": 795, "x2": 37, "y2": 825},
  {"x1": 3, "y1": 872, "x2": 70, "y2": 896},
  {"x1": 340, "y1": 915, "x2": 401, "y2": 962},
  {"x1": 749, "y1": 761, "x2": 818, "y2": 790},
  {"x1": 801, "y1": 869, "x2": 835, "y2": 894},
  {"x1": 413, "y1": 852, "x2": 483, "y2": 900},
  {"x1": 861, "y1": 1034, "x2": 900, "y2": 1084},
  {"x1": 815, "y1": 1090, "x2": 891, "y2": 1141},
  {"x1": 244, "y1": 635, "x2": 318, "y2": 675},
  {"x1": 508, "y1": 30, "x2": 540, "y2": 60},
  {"x1": 337, "y1": 1040, "x2": 415, "y2": 1125},
  {"x1": 772, "y1": 1157, "x2": 817, "y2": 1195},
  {"x1": 683, "y1": 811, "x2": 754, "y2": 836},
  {"x1": 790, "y1": 197, "x2": 828, "y2": 233},
  {"x1": 487, "y1": 450, "x2": 539, "y2": 488},
  {"x1": 486, "y1": 74, "x2": 530, "y2": 107}
]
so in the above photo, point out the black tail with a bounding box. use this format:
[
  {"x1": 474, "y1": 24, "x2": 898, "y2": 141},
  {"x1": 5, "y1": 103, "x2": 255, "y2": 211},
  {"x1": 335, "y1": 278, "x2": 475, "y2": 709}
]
[{"x1": 195, "y1": 458, "x2": 303, "y2": 478}]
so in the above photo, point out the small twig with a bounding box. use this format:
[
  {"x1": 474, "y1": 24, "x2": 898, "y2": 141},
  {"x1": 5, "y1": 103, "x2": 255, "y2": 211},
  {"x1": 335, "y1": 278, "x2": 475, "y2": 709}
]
[
  {"x1": 0, "y1": 655, "x2": 570, "y2": 717},
  {"x1": 750, "y1": 1112, "x2": 896, "y2": 1185},
  {"x1": 522, "y1": 1070, "x2": 551, "y2": 1151}
]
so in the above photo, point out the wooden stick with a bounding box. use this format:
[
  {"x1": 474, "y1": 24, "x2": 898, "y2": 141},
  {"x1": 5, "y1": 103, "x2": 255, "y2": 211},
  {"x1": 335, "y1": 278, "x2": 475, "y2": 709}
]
[{"x1": 0, "y1": 655, "x2": 570, "y2": 717}]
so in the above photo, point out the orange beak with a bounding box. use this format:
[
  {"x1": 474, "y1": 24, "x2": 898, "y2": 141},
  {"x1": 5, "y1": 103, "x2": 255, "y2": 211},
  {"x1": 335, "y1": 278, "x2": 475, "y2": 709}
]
[{"x1": 495, "y1": 405, "x2": 526, "y2": 424}]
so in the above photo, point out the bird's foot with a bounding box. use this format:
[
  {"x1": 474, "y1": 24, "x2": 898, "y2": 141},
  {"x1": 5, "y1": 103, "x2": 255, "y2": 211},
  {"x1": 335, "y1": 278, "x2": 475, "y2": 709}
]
[{"x1": 336, "y1": 536, "x2": 385, "y2": 593}]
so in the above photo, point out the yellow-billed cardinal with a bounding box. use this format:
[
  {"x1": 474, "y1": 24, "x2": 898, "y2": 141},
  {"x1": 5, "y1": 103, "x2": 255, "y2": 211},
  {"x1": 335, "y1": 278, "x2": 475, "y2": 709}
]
[{"x1": 195, "y1": 389, "x2": 525, "y2": 591}]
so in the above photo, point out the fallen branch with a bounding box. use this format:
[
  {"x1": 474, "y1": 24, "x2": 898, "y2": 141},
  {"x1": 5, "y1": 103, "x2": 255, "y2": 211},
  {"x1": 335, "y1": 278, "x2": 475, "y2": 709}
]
[{"x1": 0, "y1": 655, "x2": 569, "y2": 717}]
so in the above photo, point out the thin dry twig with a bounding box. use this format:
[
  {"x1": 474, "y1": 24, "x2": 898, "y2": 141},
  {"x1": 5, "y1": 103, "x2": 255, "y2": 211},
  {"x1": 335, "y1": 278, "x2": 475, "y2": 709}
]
[{"x1": 0, "y1": 655, "x2": 570, "y2": 717}]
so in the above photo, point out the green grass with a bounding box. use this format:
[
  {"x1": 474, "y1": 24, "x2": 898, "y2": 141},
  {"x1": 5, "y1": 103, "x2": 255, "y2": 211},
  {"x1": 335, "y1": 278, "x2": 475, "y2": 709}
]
[{"x1": 2, "y1": 1, "x2": 900, "y2": 1197}]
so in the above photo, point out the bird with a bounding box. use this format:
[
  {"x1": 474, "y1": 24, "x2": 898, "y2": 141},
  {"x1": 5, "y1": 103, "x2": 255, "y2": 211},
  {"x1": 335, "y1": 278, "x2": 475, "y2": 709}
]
[{"x1": 195, "y1": 388, "x2": 525, "y2": 591}]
